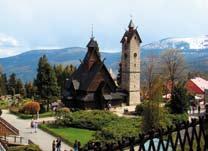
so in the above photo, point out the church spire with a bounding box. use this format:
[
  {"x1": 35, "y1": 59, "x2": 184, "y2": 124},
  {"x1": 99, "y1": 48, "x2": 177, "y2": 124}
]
[
  {"x1": 128, "y1": 19, "x2": 135, "y2": 29},
  {"x1": 87, "y1": 25, "x2": 98, "y2": 48},
  {"x1": 91, "y1": 24, "x2": 94, "y2": 39}
]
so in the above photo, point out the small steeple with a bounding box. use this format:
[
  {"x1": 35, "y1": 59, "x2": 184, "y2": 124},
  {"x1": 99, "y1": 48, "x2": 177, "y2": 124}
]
[
  {"x1": 87, "y1": 24, "x2": 98, "y2": 48},
  {"x1": 128, "y1": 19, "x2": 135, "y2": 29},
  {"x1": 91, "y1": 24, "x2": 94, "y2": 39}
]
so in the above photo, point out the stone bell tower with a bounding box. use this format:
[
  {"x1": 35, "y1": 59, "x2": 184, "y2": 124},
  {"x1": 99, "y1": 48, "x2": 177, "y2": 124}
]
[{"x1": 120, "y1": 19, "x2": 142, "y2": 105}]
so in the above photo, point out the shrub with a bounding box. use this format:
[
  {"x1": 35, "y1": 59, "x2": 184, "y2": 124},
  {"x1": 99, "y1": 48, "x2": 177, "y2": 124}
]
[
  {"x1": 57, "y1": 110, "x2": 118, "y2": 130},
  {"x1": 96, "y1": 117, "x2": 142, "y2": 143},
  {"x1": 169, "y1": 83, "x2": 190, "y2": 114},
  {"x1": 39, "y1": 104, "x2": 46, "y2": 113},
  {"x1": 21, "y1": 101, "x2": 40, "y2": 115},
  {"x1": 135, "y1": 102, "x2": 146, "y2": 115},
  {"x1": 53, "y1": 110, "x2": 142, "y2": 143},
  {"x1": 167, "y1": 113, "x2": 188, "y2": 124},
  {"x1": 55, "y1": 107, "x2": 71, "y2": 124},
  {"x1": 9, "y1": 106, "x2": 19, "y2": 114},
  {"x1": 0, "y1": 99, "x2": 9, "y2": 109}
]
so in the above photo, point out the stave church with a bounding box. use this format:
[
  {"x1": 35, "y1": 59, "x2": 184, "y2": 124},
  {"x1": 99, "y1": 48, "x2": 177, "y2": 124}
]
[{"x1": 63, "y1": 19, "x2": 142, "y2": 109}]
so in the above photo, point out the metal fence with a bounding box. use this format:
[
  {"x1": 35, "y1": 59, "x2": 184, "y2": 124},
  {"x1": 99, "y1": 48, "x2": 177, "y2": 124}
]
[{"x1": 85, "y1": 117, "x2": 208, "y2": 151}]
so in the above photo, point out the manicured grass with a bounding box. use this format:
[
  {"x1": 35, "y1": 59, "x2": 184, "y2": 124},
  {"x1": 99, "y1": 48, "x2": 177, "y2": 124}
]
[{"x1": 40, "y1": 124, "x2": 95, "y2": 147}]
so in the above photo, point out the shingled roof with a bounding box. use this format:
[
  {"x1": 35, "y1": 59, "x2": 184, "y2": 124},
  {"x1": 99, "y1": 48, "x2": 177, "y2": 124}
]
[
  {"x1": 121, "y1": 19, "x2": 142, "y2": 43},
  {"x1": 86, "y1": 37, "x2": 98, "y2": 48},
  {"x1": 67, "y1": 37, "x2": 116, "y2": 93},
  {"x1": 84, "y1": 37, "x2": 101, "y2": 62},
  {"x1": 70, "y1": 62, "x2": 116, "y2": 92}
]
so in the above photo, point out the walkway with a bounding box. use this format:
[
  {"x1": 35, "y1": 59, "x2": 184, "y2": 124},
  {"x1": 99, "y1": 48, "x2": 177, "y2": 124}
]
[
  {"x1": 2, "y1": 110, "x2": 72, "y2": 151},
  {"x1": 188, "y1": 103, "x2": 206, "y2": 121}
]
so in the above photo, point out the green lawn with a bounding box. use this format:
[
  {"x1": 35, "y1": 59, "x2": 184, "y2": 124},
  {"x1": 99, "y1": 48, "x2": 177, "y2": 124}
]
[{"x1": 40, "y1": 124, "x2": 95, "y2": 146}]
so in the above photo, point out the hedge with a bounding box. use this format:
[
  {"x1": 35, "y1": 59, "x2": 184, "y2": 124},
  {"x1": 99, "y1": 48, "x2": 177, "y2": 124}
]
[
  {"x1": 53, "y1": 110, "x2": 142, "y2": 143},
  {"x1": 9, "y1": 106, "x2": 53, "y2": 119},
  {"x1": 8, "y1": 144, "x2": 41, "y2": 151}
]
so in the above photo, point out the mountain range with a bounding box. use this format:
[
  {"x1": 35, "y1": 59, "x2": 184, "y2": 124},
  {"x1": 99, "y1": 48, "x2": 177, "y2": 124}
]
[{"x1": 0, "y1": 36, "x2": 208, "y2": 82}]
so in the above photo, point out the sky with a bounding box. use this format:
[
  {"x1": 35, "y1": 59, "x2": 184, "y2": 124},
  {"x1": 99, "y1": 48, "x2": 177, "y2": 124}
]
[{"x1": 0, "y1": 0, "x2": 208, "y2": 58}]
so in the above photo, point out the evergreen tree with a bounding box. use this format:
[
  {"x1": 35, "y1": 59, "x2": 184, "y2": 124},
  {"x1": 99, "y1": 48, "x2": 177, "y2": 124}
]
[
  {"x1": 35, "y1": 55, "x2": 60, "y2": 111},
  {"x1": 62, "y1": 64, "x2": 75, "y2": 87},
  {"x1": 0, "y1": 73, "x2": 7, "y2": 95},
  {"x1": 54, "y1": 64, "x2": 64, "y2": 90},
  {"x1": 2, "y1": 74, "x2": 8, "y2": 94},
  {"x1": 16, "y1": 78, "x2": 25, "y2": 96},
  {"x1": 0, "y1": 75, "x2": 3, "y2": 96},
  {"x1": 54, "y1": 64, "x2": 76, "y2": 95},
  {"x1": 169, "y1": 82, "x2": 189, "y2": 114},
  {"x1": 25, "y1": 81, "x2": 36, "y2": 98},
  {"x1": 8, "y1": 73, "x2": 17, "y2": 96}
]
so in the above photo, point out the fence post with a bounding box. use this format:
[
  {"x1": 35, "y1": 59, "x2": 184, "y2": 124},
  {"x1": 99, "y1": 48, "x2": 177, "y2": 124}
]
[
  {"x1": 20, "y1": 137, "x2": 22, "y2": 144},
  {"x1": 129, "y1": 137, "x2": 135, "y2": 151},
  {"x1": 118, "y1": 140, "x2": 123, "y2": 151}
]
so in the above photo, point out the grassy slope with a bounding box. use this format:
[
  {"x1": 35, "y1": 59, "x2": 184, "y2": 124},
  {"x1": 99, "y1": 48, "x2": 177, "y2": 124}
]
[{"x1": 40, "y1": 124, "x2": 95, "y2": 147}]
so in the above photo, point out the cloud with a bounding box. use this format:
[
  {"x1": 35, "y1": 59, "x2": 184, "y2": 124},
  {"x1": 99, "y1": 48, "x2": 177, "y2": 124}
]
[
  {"x1": 0, "y1": 0, "x2": 208, "y2": 57},
  {"x1": 0, "y1": 34, "x2": 19, "y2": 48},
  {"x1": 0, "y1": 34, "x2": 26, "y2": 58}
]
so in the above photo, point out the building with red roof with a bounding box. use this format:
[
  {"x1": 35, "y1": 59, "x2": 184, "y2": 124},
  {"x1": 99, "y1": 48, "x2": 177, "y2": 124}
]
[{"x1": 186, "y1": 77, "x2": 208, "y2": 102}]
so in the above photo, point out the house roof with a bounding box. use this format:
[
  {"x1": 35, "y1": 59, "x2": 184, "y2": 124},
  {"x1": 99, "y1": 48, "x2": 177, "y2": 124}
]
[{"x1": 190, "y1": 77, "x2": 208, "y2": 93}]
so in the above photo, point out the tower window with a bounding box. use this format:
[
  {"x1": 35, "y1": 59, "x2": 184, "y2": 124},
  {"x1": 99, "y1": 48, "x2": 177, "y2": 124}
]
[
  {"x1": 134, "y1": 36, "x2": 137, "y2": 39},
  {"x1": 124, "y1": 43, "x2": 128, "y2": 50},
  {"x1": 124, "y1": 53, "x2": 128, "y2": 59},
  {"x1": 134, "y1": 53, "x2": 137, "y2": 57},
  {"x1": 134, "y1": 64, "x2": 136, "y2": 67}
]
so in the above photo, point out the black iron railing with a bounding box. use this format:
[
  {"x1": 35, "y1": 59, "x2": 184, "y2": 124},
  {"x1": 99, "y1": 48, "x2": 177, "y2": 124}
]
[{"x1": 85, "y1": 117, "x2": 208, "y2": 151}]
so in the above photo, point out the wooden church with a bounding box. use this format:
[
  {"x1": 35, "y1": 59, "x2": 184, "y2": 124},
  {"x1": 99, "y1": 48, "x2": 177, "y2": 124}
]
[
  {"x1": 63, "y1": 19, "x2": 141, "y2": 109},
  {"x1": 63, "y1": 36, "x2": 124, "y2": 109}
]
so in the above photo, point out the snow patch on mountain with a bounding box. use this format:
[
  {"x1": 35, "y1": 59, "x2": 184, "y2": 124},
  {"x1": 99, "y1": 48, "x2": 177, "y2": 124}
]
[{"x1": 143, "y1": 35, "x2": 208, "y2": 50}]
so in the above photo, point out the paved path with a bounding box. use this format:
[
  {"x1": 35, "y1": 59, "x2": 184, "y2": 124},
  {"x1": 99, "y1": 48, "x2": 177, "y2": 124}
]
[
  {"x1": 188, "y1": 104, "x2": 206, "y2": 121},
  {"x1": 2, "y1": 110, "x2": 73, "y2": 151}
]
